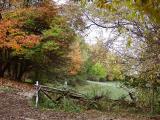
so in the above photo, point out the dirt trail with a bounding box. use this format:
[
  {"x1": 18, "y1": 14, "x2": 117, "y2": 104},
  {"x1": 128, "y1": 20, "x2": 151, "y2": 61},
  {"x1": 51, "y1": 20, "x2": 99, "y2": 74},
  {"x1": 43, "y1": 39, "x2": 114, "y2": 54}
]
[{"x1": 0, "y1": 92, "x2": 84, "y2": 120}]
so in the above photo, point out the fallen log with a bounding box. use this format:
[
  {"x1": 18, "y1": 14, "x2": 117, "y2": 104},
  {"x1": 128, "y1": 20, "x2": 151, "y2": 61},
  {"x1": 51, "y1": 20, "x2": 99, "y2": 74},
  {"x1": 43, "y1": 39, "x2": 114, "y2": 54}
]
[{"x1": 40, "y1": 85, "x2": 87, "y2": 100}]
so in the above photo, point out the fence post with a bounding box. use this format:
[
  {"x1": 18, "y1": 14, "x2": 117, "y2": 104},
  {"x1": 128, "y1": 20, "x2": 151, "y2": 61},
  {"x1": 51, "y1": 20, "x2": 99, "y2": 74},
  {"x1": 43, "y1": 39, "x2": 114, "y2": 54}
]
[
  {"x1": 64, "y1": 81, "x2": 68, "y2": 89},
  {"x1": 35, "y1": 81, "x2": 39, "y2": 108}
]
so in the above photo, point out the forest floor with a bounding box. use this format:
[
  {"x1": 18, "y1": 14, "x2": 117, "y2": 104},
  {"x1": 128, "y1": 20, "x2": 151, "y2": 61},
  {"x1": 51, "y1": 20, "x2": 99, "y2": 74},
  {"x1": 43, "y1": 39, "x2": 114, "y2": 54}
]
[{"x1": 0, "y1": 78, "x2": 155, "y2": 120}]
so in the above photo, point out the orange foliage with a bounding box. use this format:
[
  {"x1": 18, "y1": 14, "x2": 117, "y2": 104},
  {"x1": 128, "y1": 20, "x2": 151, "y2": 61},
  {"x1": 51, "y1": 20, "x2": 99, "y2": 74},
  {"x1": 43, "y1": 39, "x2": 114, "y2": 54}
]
[
  {"x1": 68, "y1": 42, "x2": 83, "y2": 75},
  {"x1": 0, "y1": 19, "x2": 41, "y2": 51},
  {"x1": 19, "y1": 35, "x2": 40, "y2": 48}
]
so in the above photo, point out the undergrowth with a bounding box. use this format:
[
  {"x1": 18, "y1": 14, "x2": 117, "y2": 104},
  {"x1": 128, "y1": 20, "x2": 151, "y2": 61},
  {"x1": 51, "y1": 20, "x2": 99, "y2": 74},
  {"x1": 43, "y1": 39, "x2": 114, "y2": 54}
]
[{"x1": 33, "y1": 92, "x2": 84, "y2": 113}]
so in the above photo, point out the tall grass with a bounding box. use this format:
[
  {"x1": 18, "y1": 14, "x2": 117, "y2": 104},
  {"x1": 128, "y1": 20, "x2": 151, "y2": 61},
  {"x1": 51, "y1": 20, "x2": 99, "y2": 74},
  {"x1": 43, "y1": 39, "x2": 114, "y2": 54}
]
[
  {"x1": 37, "y1": 92, "x2": 83, "y2": 112},
  {"x1": 83, "y1": 85, "x2": 110, "y2": 99}
]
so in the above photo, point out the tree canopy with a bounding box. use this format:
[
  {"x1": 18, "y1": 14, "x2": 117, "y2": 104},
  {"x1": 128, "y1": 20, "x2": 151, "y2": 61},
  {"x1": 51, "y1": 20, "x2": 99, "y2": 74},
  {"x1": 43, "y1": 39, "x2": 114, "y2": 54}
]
[{"x1": 0, "y1": 1, "x2": 83, "y2": 81}]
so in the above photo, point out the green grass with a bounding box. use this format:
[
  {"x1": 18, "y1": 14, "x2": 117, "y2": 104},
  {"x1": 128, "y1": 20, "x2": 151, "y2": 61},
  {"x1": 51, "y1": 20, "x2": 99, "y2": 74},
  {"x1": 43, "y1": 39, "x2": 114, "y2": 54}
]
[
  {"x1": 0, "y1": 86, "x2": 17, "y2": 93},
  {"x1": 76, "y1": 81, "x2": 130, "y2": 100}
]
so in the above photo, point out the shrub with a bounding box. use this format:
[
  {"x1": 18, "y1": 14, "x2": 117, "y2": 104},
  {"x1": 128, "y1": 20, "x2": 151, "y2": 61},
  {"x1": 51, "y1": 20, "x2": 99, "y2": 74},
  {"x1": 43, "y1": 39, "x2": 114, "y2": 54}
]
[
  {"x1": 67, "y1": 75, "x2": 86, "y2": 87},
  {"x1": 99, "y1": 77, "x2": 106, "y2": 82},
  {"x1": 87, "y1": 76, "x2": 99, "y2": 81}
]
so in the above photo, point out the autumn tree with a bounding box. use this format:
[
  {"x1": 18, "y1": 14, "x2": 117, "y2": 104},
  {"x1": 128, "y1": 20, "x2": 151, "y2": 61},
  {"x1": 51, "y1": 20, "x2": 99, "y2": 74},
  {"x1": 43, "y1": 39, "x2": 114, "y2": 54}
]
[
  {"x1": 0, "y1": 1, "x2": 81, "y2": 82},
  {"x1": 68, "y1": 41, "x2": 83, "y2": 75},
  {"x1": 86, "y1": 40, "x2": 124, "y2": 81},
  {"x1": 60, "y1": 1, "x2": 85, "y2": 32}
]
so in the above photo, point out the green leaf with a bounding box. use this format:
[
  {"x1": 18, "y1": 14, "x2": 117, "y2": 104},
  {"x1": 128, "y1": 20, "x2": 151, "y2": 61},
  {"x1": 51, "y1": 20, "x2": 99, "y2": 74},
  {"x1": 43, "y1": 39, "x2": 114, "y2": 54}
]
[
  {"x1": 43, "y1": 27, "x2": 62, "y2": 37},
  {"x1": 42, "y1": 41, "x2": 59, "y2": 51},
  {"x1": 126, "y1": 37, "x2": 132, "y2": 48}
]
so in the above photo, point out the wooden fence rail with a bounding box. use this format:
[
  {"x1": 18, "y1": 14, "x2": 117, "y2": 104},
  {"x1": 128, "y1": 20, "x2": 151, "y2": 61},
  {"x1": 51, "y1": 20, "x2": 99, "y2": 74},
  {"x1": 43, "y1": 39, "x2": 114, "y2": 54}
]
[{"x1": 34, "y1": 81, "x2": 96, "y2": 108}]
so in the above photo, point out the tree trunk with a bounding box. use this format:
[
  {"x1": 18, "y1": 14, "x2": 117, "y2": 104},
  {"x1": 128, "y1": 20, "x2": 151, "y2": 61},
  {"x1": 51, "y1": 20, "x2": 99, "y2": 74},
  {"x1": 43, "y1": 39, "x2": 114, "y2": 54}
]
[
  {"x1": 0, "y1": 13, "x2": 2, "y2": 20},
  {"x1": 17, "y1": 61, "x2": 26, "y2": 81},
  {"x1": 0, "y1": 62, "x2": 3, "y2": 77}
]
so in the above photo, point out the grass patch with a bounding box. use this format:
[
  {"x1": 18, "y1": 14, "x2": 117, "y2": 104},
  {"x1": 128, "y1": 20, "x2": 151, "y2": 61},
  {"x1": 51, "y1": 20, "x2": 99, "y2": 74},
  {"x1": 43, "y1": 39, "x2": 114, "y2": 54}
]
[
  {"x1": 76, "y1": 81, "x2": 130, "y2": 100},
  {"x1": 0, "y1": 86, "x2": 17, "y2": 93}
]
